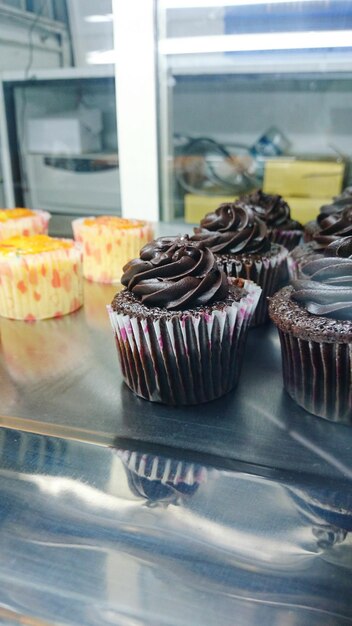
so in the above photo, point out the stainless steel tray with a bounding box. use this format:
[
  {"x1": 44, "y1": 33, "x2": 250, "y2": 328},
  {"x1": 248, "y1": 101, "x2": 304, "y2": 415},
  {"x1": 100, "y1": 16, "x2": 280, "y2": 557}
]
[
  {"x1": 1, "y1": 281, "x2": 352, "y2": 625},
  {"x1": 1, "y1": 282, "x2": 351, "y2": 484}
]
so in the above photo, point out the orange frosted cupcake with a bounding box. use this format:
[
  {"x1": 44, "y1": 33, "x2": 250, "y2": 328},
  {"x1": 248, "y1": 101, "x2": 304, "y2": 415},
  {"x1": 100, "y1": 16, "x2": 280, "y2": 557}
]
[
  {"x1": 0, "y1": 208, "x2": 50, "y2": 240},
  {"x1": 0, "y1": 234, "x2": 83, "y2": 320},
  {"x1": 72, "y1": 216, "x2": 154, "y2": 283}
]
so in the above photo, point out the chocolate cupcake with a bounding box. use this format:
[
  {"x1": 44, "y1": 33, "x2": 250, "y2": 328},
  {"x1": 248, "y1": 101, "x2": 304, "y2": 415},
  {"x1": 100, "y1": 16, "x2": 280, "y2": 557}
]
[
  {"x1": 192, "y1": 203, "x2": 288, "y2": 325},
  {"x1": 240, "y1": 189, "x2": 303, "y2": 251},
  {"x1": 107, "y1": 236, "x2": 261, "y2": 405},
  {"x1": 304, "y1": 187, "x2": 352, "y2": 242},
  {"x1": 289, "y1": 207, "x2": 352, "y2": 278},
  {"x1": 269, "y1": 254, "x2": 352, "y2": 423}
]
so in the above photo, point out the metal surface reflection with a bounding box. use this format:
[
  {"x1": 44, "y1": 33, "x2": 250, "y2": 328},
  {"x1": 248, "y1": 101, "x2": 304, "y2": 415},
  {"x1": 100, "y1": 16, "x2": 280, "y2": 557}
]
[
  {"x1": 1, "y1": 288, "x2": 352, "y2": 484},
  {"x1": 0, "y1": 429, "x2": 351, "y2": 625},
  {"x1": 0, "y1": 312, "x2": 90, "y2": 385}
]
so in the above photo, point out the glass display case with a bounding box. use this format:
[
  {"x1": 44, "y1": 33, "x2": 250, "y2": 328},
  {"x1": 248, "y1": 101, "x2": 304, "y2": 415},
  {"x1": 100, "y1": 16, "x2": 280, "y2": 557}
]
[{"x1": 156, "y1": 0, "x2": 352, "y2": 223}]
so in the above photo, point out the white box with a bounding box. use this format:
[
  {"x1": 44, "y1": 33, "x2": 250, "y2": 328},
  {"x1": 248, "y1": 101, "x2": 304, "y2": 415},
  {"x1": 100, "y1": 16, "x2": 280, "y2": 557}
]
[
  {"x1": 26, "y1": 154, "x2": 120, "y2": 214},
  {"x1": 26, "y1": 108, "x2": 103, "y2": 155}
]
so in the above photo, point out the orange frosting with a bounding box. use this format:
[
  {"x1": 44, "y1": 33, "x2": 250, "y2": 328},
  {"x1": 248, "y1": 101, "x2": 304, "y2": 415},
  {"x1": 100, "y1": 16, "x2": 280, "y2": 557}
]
[
  {"x1": 0, "y1": 234, "x2": 73, "y2": 256},
  {"x1": 83, "y1": 216, "x2": 146, "y2": 229},
  {"x1": 0, "y1": 208, "x2": 34, "y2": 222}
]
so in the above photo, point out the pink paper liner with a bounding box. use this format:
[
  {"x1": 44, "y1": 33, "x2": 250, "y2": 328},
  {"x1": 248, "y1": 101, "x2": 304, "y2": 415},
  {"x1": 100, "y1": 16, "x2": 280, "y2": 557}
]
[
  {"x1": 217, "y1": 245, "x2": 288, "y2": 326},
  {"x1": 277, "y1": 329, "x2": 352, "y2": 423},
  {"x1": 267, "y1": 228, "x2": 303, "y2": 252},
  {"x1": 108, "y1": 281, "x2": 261, "y2": 406}
]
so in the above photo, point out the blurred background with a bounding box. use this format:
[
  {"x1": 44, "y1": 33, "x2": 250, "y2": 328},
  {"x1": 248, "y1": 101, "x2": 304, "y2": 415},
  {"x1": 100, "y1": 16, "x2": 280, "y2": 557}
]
[{"x1": 0, "y1": 0, "x2": 351, "y2": 234}]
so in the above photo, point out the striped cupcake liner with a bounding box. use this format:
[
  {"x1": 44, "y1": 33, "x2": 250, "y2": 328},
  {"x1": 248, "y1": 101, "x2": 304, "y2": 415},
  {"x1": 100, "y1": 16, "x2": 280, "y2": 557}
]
[
  {"x1": 108, "y1": 281, "x2": 261, "y2": 405},
  {"x1": 268, "y1": 228, "x2": 303, "y2": 252},
  {"x1": 217, "y1": 245, "x2": 288, "y2": 326},
  {"x1": 278, "y1": 329, "x2": 352, "y2": 423},
  {"x1": 116, "y1": 448, "x2": 206, "y2": 501},
  {"x1": 116, "y1": 449, "x2": 207, "y2": 487}
]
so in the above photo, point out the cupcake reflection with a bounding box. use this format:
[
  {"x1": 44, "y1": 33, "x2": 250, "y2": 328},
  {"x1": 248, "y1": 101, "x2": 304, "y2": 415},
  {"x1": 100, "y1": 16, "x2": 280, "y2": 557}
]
[
  {"x1": 0, "y1": 313, "x2": 90, "y2": 384},
  {"x1": 84, "y1": 280, "x2": 121, "y2": 330},
  {"x1": 115, "y1": 448, "x2": 207, "y2": 504}
]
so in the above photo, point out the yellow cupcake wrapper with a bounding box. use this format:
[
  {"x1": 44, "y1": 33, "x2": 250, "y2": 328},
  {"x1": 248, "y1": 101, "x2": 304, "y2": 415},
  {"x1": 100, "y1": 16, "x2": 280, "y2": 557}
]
[
  {"x1": 0, "y1": 241, "x2": 83, "y2": 320},
  {"x1": 72, "y1": 217, "x2": 154, "y2": 283}
]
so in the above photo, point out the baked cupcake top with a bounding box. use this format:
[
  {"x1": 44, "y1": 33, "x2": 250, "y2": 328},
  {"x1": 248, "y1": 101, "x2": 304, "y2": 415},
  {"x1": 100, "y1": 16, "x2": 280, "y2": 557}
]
[
  {"x1": 82, "y1": 216, "x2": 146, "y2": 229},
  {"x1": 192, "y1": 202, "x2": 270, "y2": 254},
  {"x1": 0, "y1": 234, "x2": 73, "y2": 256},
  {"x1": 113, "y1": 236, "x2": 249, "y2": 316},
  {"x1": 0, "y1": 208, "x2": 35, "y2": 222},
  {"x1": 239, "y1": 189, "x2": 303, "y2": 231}
]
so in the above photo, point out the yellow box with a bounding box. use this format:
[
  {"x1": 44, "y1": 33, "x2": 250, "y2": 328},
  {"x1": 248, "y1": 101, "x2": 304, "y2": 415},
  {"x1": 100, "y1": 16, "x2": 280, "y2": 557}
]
[
  {"x1": 185, "y1": 194, "x2": 236, "y2": 224},
  {"x1": 286, "y1": 196, "x2": 333, "y2": 224},
  {"x1": 264, "y1": 158, "x2": 344, "y2": 199}
]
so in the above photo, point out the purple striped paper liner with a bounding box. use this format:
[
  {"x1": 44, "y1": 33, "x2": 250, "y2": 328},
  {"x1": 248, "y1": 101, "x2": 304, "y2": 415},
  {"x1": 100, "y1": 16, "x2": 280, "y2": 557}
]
[
  {"x1": 217, "y1": 245, "x2": 288, "y2": 326},
  {"x1": 115, "y1": 449, "x2": 207, "y2": 486},
  {"x1": 277, "y1": 329, "x2": 352, "y2": 423},
  {"x1": 267, "y1": 228, "x2": 303, "y2": 252},
  {"x1": 107, "y1": 281, "x2": 261, "y2": 406}
]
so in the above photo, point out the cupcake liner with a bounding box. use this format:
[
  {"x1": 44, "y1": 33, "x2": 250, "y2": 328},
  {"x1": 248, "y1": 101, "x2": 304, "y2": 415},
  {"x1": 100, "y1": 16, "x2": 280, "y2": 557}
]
[
  {"x1": 116, "y1": 449, "x2": 207, "y2": 500},
  {"x1": 268, "y1": 228, "x2": 303, "y2": 252},
  {"x1": 108, "y1": 281, "x2": 261, "y2": 405},
  {"x1": 0, "y1": 242, "x2": 83, "y2": 320},
  {"x1": 217, "y1": 245, "x2": 288, "y2": 326},
  {"x1": 72, "y1": 217, "x2": 154, "y2": 283},
  {"x1": 277, "y1": 329, "x2": 352, "y2": 423},
  {"x1": 116, "y1": 449, "x2": 207, "y2": 486},
  {"x1": 0, "y1": 209, "x2": 50, "y2": 240}
]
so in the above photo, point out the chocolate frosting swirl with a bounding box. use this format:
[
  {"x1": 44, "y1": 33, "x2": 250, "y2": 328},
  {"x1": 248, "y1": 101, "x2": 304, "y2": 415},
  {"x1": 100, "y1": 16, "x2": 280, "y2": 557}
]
[
  {"x1": 291, "y1": 256, "x2": 352, "y2": 320},
  {"x1": 324, "y1": 236, "x2": 352, "y2": 259},
  {"x1": 121, "y1": 236, "x2": 229, "y2": 310},
  {"x1": 313, "y1": 207, "x2": 352, "y2": 249},
  {"x1": 240, "y1": 189, "x2": 294, "y2": 227},
  {"x1": 320, "y1": 198, "x2": 352, "y2": 217},
  {"x1": 192, "y1": 202, "x2": 270, "y2": 254}
]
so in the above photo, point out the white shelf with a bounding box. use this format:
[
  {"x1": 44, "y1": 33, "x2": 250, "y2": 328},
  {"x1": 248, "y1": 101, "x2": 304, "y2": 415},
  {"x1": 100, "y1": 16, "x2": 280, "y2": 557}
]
[
  {"x1": 169, "y1": 51, "x2": 352, "y2": 77},
  {"x1": 1, "y1": 65, "x2": 114, "y2": 83}
]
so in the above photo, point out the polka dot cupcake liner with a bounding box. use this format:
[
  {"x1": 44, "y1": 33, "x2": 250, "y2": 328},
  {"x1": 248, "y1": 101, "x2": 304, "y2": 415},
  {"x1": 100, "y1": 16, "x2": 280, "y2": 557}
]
[
  {"x1": 0, "y1": 241, "x2": 83, "y2": 320},
  {"x1": 0, "y1": 209, "x2": 50, "y2": 240},
  {"x1": 72, "y1": 217, "x2": 154, "y2": 283}
]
